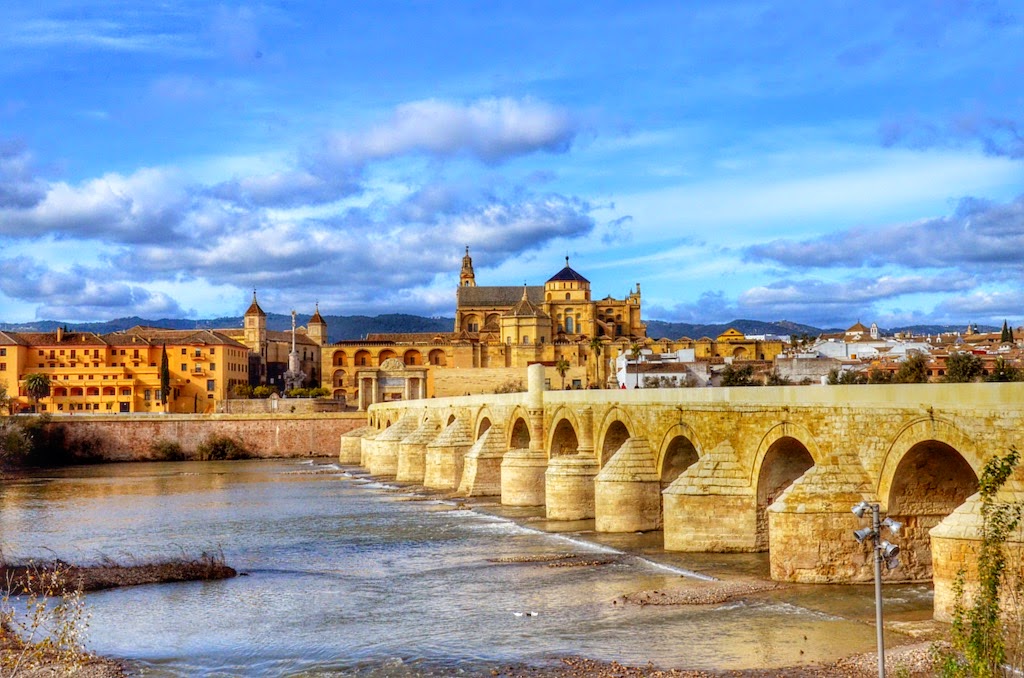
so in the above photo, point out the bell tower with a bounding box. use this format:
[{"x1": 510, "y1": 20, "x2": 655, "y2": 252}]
[{"x1": 460, "y1": 246, "x2": 476, "y2": 287}]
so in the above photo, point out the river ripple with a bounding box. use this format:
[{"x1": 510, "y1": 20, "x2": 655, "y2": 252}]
[{"x1": 0, "y1": 459, "x2": 925, "y2": 676}]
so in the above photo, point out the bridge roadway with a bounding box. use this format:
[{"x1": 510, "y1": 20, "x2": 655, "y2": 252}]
[{"x1": 342, "y1": 364, "x2": 1024, "y2": 621}]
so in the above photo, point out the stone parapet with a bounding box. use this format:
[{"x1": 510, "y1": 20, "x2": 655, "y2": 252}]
[{"x1": 545, "y1": 454, "x2": 598, "y2": 521}]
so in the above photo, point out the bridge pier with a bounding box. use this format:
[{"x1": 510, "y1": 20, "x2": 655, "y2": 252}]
[
  {"x1": 545, "y1": 454, "x2": 598, "y2": 520},
  {"x1": 458, "y1": 424, "x2": 506, "y2": 496},
  {"x1": 424, "y1": 418, "x2": 473, "y2": 489},
  {"x1": 595, "y1": 437, "x2": 661, "y2": 532},
  {"x1": 396, "y1": 417, "x2": 439, "y2": 482},
  {"x1": 767, "y1": 456, "x2": 878, "y2": 582},
  {"x1": 663, "y1": 441, "x2": 757, "y2": 551},
  {"x1": 339, "y1": 425, "x2": 371, "y2": 465},
  {"x1": 500, "y1": 448, "x2": 547, "y2": 505},
  {"x1": 366, "y1": 415, "x2": 418, "y2": 476}
]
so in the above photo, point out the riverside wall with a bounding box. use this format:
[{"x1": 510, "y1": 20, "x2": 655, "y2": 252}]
[{"x1": 43, "y1": 413, "x2": 365, "y2": 460}]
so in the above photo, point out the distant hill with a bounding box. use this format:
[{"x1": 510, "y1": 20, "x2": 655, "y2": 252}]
[
  {"x1": 0, "y1": 313, "x2": 455, "y2": 344},
  {"x1": 0, "y1": 314, "x2": 1000, "y2": 344},
  {"x1": 645, "y1": 319, "x2": 822, "y2": 340}
]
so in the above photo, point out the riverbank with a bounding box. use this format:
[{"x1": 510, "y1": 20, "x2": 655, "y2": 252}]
[
  {"x1": 1, "y1": 554, "x2": 237, "y2": 676},
  {"x1": 373, "y1": 475, "x2": 947, "y2": 677}
]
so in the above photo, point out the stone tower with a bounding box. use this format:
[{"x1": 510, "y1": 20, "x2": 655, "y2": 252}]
[
  {"x1": 308, "y1": 303, "x2": 327, "y2": 346},
  {"x1": 243, "y1": 290, "x2": 268, "y2": 382},
  {"x1": 460, "y1": 246, "x2": 476, "y2": 287},
  {"x1": 243, "y1": 290, "x2": 267, "y2": 352}
]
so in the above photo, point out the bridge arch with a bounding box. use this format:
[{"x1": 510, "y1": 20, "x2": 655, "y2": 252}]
[
  {"x1": 547, "y1": 408, "x2": 582, "y2": 458},
  {"x1": 475, "y1": 408, "x2": 494, "y2": 440},
  {"x1": 596, "y1": 408, "x2": 636, "y2": 466},
  {"x1": 507, "y1": 407, "x2": 531, "y2": 449},
  {"x1": 751, "y1": 422, "x2": 820, "y2": 552},
  {"x1": 878, "y1": 417, "x2": 980, "y2": 580},
  {"x1": 656, "y1": 422, "x2": 704, "y2": 489}
]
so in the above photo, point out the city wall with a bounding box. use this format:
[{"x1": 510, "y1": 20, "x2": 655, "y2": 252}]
[{"x1": 45, "y1": 412, "x2": 364, "y2": 460}]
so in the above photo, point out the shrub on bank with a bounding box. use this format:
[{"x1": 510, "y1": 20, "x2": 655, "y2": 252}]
[
  {"x1": 150, "y1": 438, "x2": 185, "y2": 461},
  {"x1": 196, "y1": 434, "x2": 254, "y2": 461}
]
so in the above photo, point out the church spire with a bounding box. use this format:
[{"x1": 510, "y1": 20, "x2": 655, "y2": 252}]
[{"x1": 460, "y1": 245, "x2": 477, "y2": 287}]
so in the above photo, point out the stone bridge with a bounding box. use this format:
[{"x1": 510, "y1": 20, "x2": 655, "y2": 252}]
[{"x1": 343, "y1": 365, "x2": 1024, "y2": 620}]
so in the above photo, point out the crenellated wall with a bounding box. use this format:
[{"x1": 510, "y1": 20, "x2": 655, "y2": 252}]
[{"x1": 360, "y1": 376, "x2": 1024, "y2": 620}]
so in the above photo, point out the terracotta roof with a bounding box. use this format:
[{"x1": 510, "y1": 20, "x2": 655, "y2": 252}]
[
  {"x1": 244, "y1": 290, "x2": 266, "y2": 317},
  {"x1": 108, "y1": 327, "x2": 247, "y2": 348},
  {"x1": 10, "y1": 331, "x2": 108, "y2": 346},
  {"x1": 309, "y1": 303, "x2": 326, "y2": 325},
  {"x1": 846, "y1": 321, "x2": 870, "y2": 333},
  {"x1": 0, "y1": 331, "x2": 29, "y2": 346},
  {"x1": 505, "y1": 287, "x2": 549, "y2": 318}
]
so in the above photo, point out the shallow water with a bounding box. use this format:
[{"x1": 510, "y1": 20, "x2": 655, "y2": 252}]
[{"x1": 0, "y1": 459, "x2": 930, "y2": 675}]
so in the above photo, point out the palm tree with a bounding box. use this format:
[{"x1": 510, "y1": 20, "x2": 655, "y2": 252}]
[
  {"x1": 555, "y1": 357, "x2": 570, "y2": 390},
  {"x1": 589, "y1": 337, "x2": 603, "y2": 387},
  {"x1": 629, "y1": 343, "x2": 643, "y2": 388},
  {"x1": 25, "y1": 373, "x2": 51, "y2": 412}
]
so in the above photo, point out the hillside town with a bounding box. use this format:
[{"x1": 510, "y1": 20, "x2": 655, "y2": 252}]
[{"x1": 1, "y1": 252, "x2": 1021, "y2": 415}]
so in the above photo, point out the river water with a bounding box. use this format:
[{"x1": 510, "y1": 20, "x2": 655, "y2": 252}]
[{"x1": 0, "y1": 459, "x2": 934, "y2": 676}]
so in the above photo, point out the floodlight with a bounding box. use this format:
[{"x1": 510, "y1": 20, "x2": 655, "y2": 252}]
[
  {"x1": 854, "y1": 527, "x2": 877, "y2": 543},
  {"x1": 885, "y1": 555, "x2": 901, "y2": 571},
  {"x1": 881, "y1": 517, "x2": 902, "y2": 535},
  {"x1": 880, "y1": 541, "x2": 900, "y2": 559},
  {"x1": 852, "y1": 501, "x2": 872, "y2": 518}
]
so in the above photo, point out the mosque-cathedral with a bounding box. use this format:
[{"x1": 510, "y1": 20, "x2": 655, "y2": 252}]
[{"x1": 0, "y1": 249, "x2": 783, "y2": 413}]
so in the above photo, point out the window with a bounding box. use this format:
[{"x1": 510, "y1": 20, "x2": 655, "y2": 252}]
[
  {"x1": 181, "y1": 348, "x2": 186, "y2": 355},
  {"x1": 206, "y1": 379, "x2": 215, "y2": 392},
  {"x1": 210, "y1": 363, "x2": 216, "y2": 371},
  {"x1": 195, "y1": 348, "x2": 202, "y2": 357},
  {"x1": 121, "y1": 388, "x2": 131, "y2": 396},
  {"x1": 565, "y1": 293, "x2": 570, "y2": 300},
  {"x1": 181, "y1": 364, "x2": 187, "y2": 371},
  {"x1": 144, "y1": 390, "x2": 151, "y2": 401},
  {"x1": 0, "y1": 348, "x2": 5, "y2": 356},
  {"x1": 93, "y1": 350, "x2": 99, "y2": 358},
  {"x1": 133, "y1": 349, "x2": 139, "y2": 359},
  {"x1": 70, "y1": 349, "x2": 76, "y2": 358},
  {"x1": 210, "y1": 348, "x2": 215, "y2": 355}
]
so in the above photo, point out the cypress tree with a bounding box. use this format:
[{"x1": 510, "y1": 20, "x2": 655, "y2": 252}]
[
  {"x1": 1001, "y1": 320, "x2": 1012, "y2": 344},
  {"x1": 160, "y1": 344, "x2": 171, "y2": 408}
]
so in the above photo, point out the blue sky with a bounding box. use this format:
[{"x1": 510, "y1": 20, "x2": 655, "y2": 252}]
[{"x1": 1, "y1": 1, "x2": 1023, "y2": 328}]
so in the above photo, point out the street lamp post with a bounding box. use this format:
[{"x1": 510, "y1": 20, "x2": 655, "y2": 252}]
[{"x1": 852, "y1": 501, "x2": 902, "y2": 678}]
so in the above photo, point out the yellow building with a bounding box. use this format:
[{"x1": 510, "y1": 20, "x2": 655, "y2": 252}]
[
  {"x1": 217, "y1": 292, "x2": 324, "y2": 390},
  {"x1": 322, "y1": 250, "x2": 650, "y2": 406},
  {"x1": 0, "y1": 326, "x2": 249, "y2": 414}
]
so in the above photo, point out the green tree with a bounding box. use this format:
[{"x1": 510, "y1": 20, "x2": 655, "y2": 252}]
[
  {"x1": 0, "y1": 383, "x2": 10, "y2": 415},
  {"x1": 985, "y1": 357, "x2": 1023, "y2": 383},
  {"x1": 159, "y1": 344, "x2": 171, "y2": 410},
  {"x1": 937, "y1": 448, "x2": 1022, "y2": 677},
  {"x1": 589, "y1": 336, "x2": 604, "y2": 387},
  {"x1": 893, "y1": 353, "x2": 930, "y2": 383},
  {"x1": 1001, "y1": 320, "x2": 1013, "y2": 344},
  {"x1": 765, "y1": 369, "x2": 792, "y2": 386},
  {"x1": 867, "y1": 368, "x2": 893, "y2": 384},
  {"x1": 24, "y1": 373, "x2": 51, "y2": 411},
  {"x1": 720, "y1": 364, "x2": 755, "y2": 386},
  {"x1": 555, "y1": 357, "x2": 570, "y2": 390},
  {"x1": 945, "y1": 352, "x2": 984, "y2": 383},
  {"x1": 828, "y1": 367, "x2": 867, "y2": 385}
]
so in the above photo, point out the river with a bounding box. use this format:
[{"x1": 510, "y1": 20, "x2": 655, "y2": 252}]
[{"x1": 0, "y1": 459, "x2": 934, "y2": 676}]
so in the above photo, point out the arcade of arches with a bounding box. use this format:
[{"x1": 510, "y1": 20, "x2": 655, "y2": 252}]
[{"x1": 361, "y1": 380, "x2": 1024, "y2": 620}]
